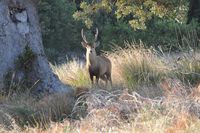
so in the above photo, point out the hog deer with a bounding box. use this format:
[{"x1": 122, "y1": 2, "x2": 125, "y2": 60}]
[{"x1": 81, "y1": 28, "x2": 112, "y2": 87}]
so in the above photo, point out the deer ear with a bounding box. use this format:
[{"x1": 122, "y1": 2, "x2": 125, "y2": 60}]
[
  {"x1": 81, "y1": 42, "x2": 87, "y2": 48},
  {"x1": 94, "y1": 41, "x2": 100, "y2": 48}
]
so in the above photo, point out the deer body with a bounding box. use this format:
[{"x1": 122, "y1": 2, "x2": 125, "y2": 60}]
[
  {"x1": 87, "y1": 55, "x2": 112, "y2": 83},
  {"x1": 81, "y1": 28, "x2": 112, "y2": 86}
]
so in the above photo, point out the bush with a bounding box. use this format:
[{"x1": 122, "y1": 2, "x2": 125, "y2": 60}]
[
  {"x1": 38, "y1": 0, "x2": 84, "y2": 52},
  {"x1": 38, "y1": 1, "x2": 200, "y2": 63}
]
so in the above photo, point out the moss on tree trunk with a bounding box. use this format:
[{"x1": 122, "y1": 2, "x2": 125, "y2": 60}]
[{"x1": 0, "y1": 0, "x2": 74, "y2": 108}]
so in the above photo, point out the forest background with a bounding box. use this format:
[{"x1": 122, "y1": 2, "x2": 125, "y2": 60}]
[{"x1": 37, "y1": 0, "x2": 198, "y2": 62}]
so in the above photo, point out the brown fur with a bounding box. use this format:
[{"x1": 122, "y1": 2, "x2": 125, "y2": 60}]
[
  {"x1": 81, "y1": 28, "x2": 112, "y2": 86},
  {"x1": 88, "y1": 55, "x2": 112, "y2": 85}
]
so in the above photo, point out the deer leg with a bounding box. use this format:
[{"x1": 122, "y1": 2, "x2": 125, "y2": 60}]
[
  {"x1": 106, "y1": 73, "x2": 112, "y2": 87},
  {"x1": 96, "y1": 75, "x2": 100, "y2": 86},
  {"x1": 100, "y1": 75, "x2": 108, "y2": 87},
  {"x1": 109, "y1": 77, "x2": 113, "y2": 87},
  {"x1": 90, "y1": 74, "x2": 94, "y2": 86}
]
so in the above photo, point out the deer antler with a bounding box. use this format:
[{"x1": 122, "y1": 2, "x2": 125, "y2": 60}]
[
  {"x1": 94, "y1": 28, "x2": 98, "y2": 42},
  {"x1": 81, "y1": 29, "x2": 88, "y2": 43}
]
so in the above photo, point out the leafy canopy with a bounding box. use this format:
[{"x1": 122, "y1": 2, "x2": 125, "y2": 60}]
[{"x1": 73, "y1": 0, "x2": 188, "y2": 30}]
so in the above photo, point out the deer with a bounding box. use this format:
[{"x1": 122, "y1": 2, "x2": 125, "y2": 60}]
[{"x1": 81, "y1": 28, "x2": 112, "y2": 87}]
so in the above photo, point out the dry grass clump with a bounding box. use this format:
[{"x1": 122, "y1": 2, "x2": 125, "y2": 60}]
[
  {"x1": 23, "y1": 119, "x2": 74, "y2": 133},
  {"x1": 52, "y1": 42, "x2": 170, "y2": 92},
  {"x1": 1, "y1": 74, "x2": 200, "y2": 133},
  {"x1": 108, "y1": 43, "x2": 170, "y2": 88},
  {"x1": 51, "y1": 59, "x2": 91, "y2": 88},
  {"x1": 2, "y1": 84, "x2": 200, "y2": 133},
  {"x1": 0, "y1": 91, "x2": 74, "y2": 132},
  {"x1": 68, "y1": 79, "x2": 200, "y2": 133},
  {"x1": 65, "y1": 76, "x2": 199, "y2": 133},
  {"x1": 174, "y1": 53, "x2": 200, "y2": 85},
  {"x1": 51, "y1": 42, "x2": 200, "y2": 95},
  {"x1": 2, "y1": 42, "x2": 200, "y2": 132}
]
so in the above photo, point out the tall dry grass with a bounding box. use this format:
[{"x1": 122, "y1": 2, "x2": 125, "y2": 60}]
[
  {"x1": 22, "y1": 82, "x2": 200, "y2": 133},
  {"x1": 52, "y1": 42, "x2": 200, "y2": 91},
  {"x1": 174, "y1": 53, "x2": 200, "y2": 85},
  {"x1": 1, "y1": 42, "x2": 200, "y2": 132},
  {"x1": 52, "y1": 42, "x2": 171, "y2": 96},
  {"x1": 0, "y1": 91, "x2": 74, "y2": 132},
  {"x1": 108, "y1": 43, "x2": 170, "y2": 88},
  {"x1": 51, "y1": 59, "x2": 91, "y2": 88}
]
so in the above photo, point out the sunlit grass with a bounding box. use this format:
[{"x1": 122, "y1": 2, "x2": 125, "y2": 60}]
[
  {"x1": 108, "y1": 43, "x2": 170, "y2": 88},
  {"x1": 52, "y1": 43, "x2": 171, "y2": 90},
  {"x1": 1, "y1": 42, "x2": 200, "y2": 132},
  {"x1": 51, "y1": 59, "x2": 91, "y2": 88},
  {"x1": 174, "y1": 55, "x2": 200, "y2": 85}
]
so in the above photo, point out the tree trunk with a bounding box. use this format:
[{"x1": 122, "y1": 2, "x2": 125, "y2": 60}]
[
  {"x1": 0, "y1": 0, "x2": 74, "y2": 99},
  {"x1": 187, "y1": 0, "x2": 200, "y2": 24}
]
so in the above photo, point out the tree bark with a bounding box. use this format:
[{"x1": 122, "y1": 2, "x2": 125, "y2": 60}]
[
  {"x1": 0, "y1": 0, "x2": 74, "y2": 99},
  {"x1": 187, "y1": 0, "x2": 200, "y2": 24}
]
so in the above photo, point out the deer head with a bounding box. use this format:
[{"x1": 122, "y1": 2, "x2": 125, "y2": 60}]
[
  {"x1": 81, "y1": 28, "x2": 100, "y2": 57},
  {"x1": 81, "y1": 28, "x2": 112, "y2": 86}
]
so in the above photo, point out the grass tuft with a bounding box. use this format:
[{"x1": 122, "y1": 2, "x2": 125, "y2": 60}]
[
  {"x1": 51, "y1": 59, "x2": 91, "y2": 88},
  {"x1": 2, "y1": 42, "x2": 200, "y2": 132},
  {"x1": 109, "y1": 43, "x2": 169, "y2": 88},
  {"x1": 175, "y1": 55, "x2": 200, "y2": 85}
]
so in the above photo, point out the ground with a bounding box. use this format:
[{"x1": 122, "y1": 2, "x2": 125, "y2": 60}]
[{"x1": 0, "y1": 44, "x2": 200, "y2": 133}]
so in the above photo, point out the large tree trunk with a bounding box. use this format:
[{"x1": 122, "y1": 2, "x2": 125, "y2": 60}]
[
  {"x1": 187, "y1": 0, "x2": 200, "y2": 24},
  {"x1": 0, "y1": 0, "x2": 74, "y2": 99}
]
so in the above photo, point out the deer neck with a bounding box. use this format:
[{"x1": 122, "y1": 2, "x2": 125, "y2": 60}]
[{"x1": 86, "y1": 54, "x2": 97, "y2": 68}]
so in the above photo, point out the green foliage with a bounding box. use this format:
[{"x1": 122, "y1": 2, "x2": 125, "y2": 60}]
[
  {"x1": 3, "y1": 70, "x2": 26, "y2": 96},
  {"x1": 44, "y1": 48, "x2": 61, "y2": 62},
  {"x1": 10, "y1": 106, "x2": 35, "y2": 128},
  {"x1": 17, "y1": 45, "x2": 36, "y2": 72},
  {"x1": 37, "y1": 0, "x2": 199, "y2": 63},
  {"x1": 73, "y1": 0, "x2": 188, "y2": 30},
  {"x1": 2, "y1": 46, "x2": 37, "y2": 95},
  {"x1": 92, "y1": 18, "x2": 200, "y2": 51},
  {"x1": 3, "y1": 70, "x2": 14, "y2": 94},
  {"x1": 175, "y1": 21, "x2": 200, "y2": 49},
  {"x1": 2, "y1": 45, "x2": 36, "y2": 95},
  {"x1": 38, "y1": 0, "x2": 84, "y2": 52}
]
